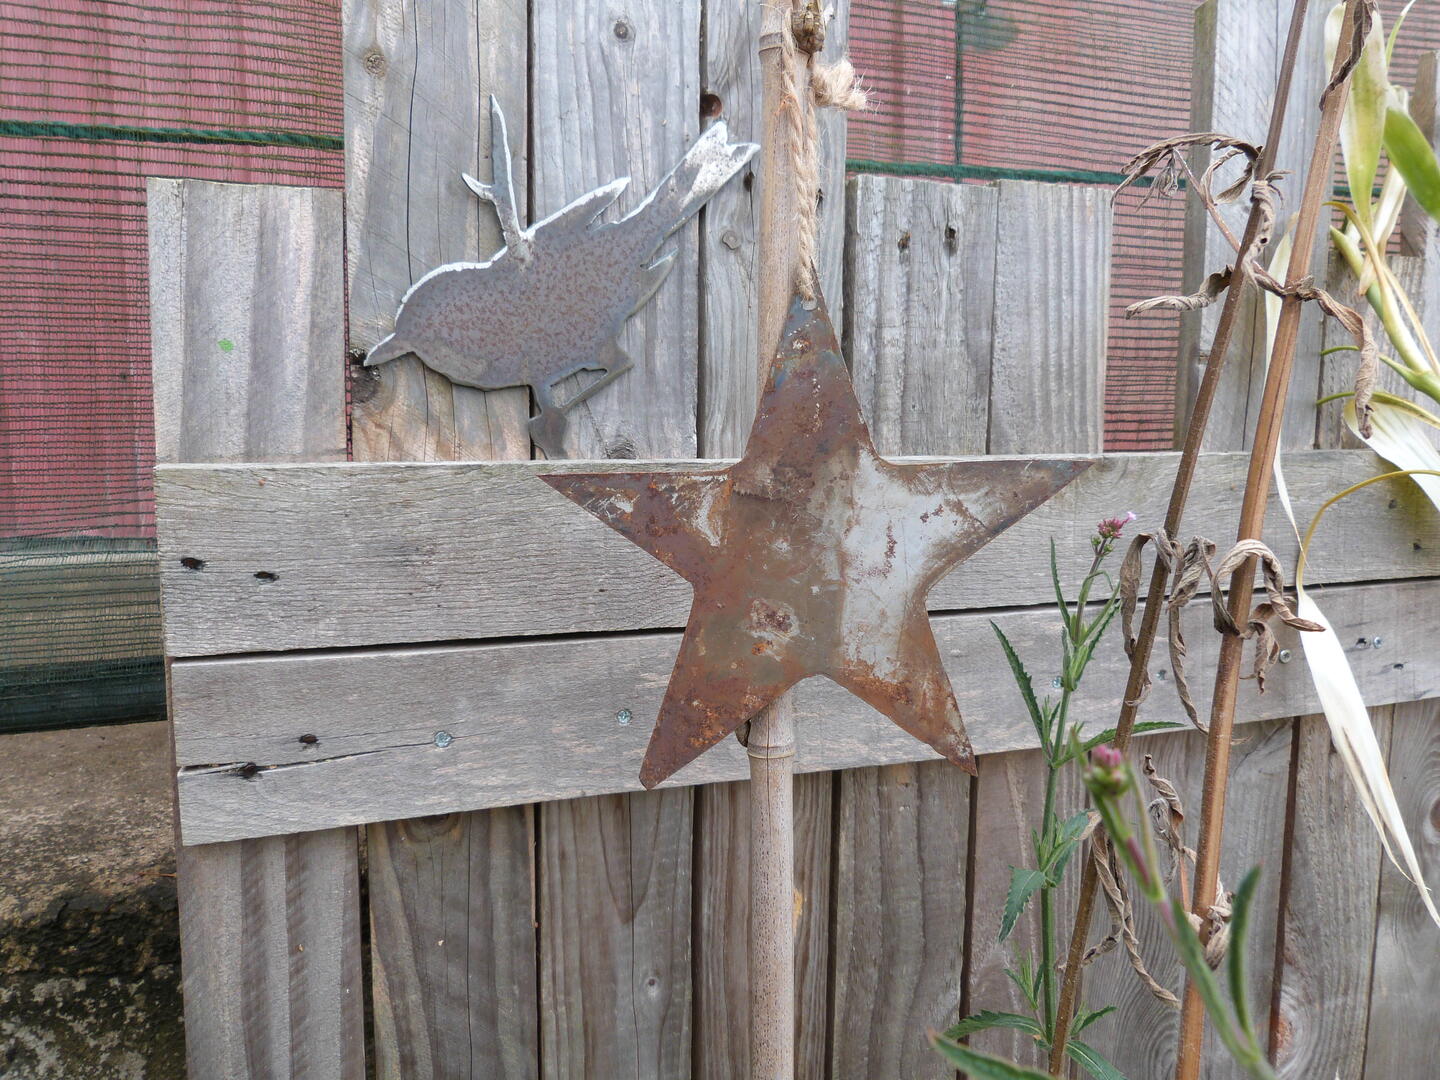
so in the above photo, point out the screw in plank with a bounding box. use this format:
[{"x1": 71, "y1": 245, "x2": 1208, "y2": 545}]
[
  {"x1": 433, "y1": 730, "x2": 453, "y2": 748},
  {"x1": 616, "y1": 709, "x2": 633, "y2": 726},
  {"x1": 1372, "y1": 636, "x2": 1384, "y2": 649},
  {"x1": 1278, "y1": 649, "x2": 1293, "y2": 664}
]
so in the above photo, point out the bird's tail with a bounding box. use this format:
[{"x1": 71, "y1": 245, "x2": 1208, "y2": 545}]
[
  {"x1": 624, "y1": 122, "x2": 758, "y2": 248},
  {"x1": 364, "y1": 334, "x2": 414, "y2": 368}
]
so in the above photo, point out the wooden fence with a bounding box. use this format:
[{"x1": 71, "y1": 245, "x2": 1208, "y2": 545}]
[{"x1": 147, "y1": 1, "x2": 1439, "y2": 1077}]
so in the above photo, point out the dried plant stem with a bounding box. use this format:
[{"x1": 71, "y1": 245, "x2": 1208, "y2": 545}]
[
  {"x1": 1174, "y1": 4, "x2": 1367, "y2": 1079},
  {"x1": 1046, "y1": 1, "x2": 1315, "y2": 1073}
]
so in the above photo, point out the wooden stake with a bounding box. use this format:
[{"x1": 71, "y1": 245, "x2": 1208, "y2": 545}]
[
  {"x1": 750, "y1": 3, "x2": 811, "y2": 1076},
  {"x1": 1048, "y1": 1, "x2": 1315, "y2": 1072},
  {"x1": 1174, "y1": 4, "x2": 1364, "y2": 1078}
]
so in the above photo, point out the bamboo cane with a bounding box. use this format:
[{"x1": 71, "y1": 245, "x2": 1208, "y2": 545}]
[
  {"x1": 1174, "y1": 4, "x2": 1365, "y2": 1078},
  {"x1": 749, "y1": 3, "x2": 813, "y2": 1076},
  {"x1": 1047, "y1": 2, "x2": 1315, "y2": 1073}
]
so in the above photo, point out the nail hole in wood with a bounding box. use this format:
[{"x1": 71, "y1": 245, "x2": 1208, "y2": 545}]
[
  {"x1": 254, "y1": 571, "x2": 279, "y2": 582},
  {"x1": 299, "y1": 733, "x2": 319, "y2": 745},
  {"x1": 897, "y1": 231, "x2": 910, "y2": 251},
  {"x1": 180, "y1": 557, "x2": 205, "y2": 571}
]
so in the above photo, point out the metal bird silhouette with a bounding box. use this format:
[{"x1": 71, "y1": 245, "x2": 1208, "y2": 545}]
[{"x1": 364, "y1": 97, "x2": 759, "y2": 457}]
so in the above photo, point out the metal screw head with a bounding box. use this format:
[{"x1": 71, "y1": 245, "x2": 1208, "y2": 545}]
[
  {"x1": 1051, "y1": 677, "x2": 1063, "y2": 689},
  {"x1": 1278, "y1": 648, "x2": 1293, "y2": 664},
  {"x1": 616, "y1": 709, "x2": 633, "y2": 726},
  {"x1": 1372, "y1": 636, "x2": 1384, "y2": 649},
  {"x1": 433, "y1": 730, "x2": 453, "y2": 748}
]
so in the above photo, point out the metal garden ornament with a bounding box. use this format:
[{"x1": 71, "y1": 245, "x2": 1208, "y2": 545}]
[
  {"x1": 364, "y1": 97, "x2": 759, "y2": 457},
  {"x1": 545, "y1": 294, "x2": 1092, "y2": 787}
]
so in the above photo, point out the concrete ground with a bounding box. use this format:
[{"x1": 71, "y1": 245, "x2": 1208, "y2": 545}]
[{"x1": 0, "y1": 720, "x2": 184, "y2": 1078}]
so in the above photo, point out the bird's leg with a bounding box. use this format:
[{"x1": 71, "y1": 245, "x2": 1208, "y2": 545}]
[
  {"x1": 527, "y1": 382, "x2": 570, "y2": 460},
  {"x1": 530, "y1": 346, "x2": 636, "y2": 457},
  {"x1": 462, "y1": 95, "x2": 528, "y2": 258}
]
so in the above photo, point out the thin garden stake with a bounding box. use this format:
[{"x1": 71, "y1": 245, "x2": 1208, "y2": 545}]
[
  {"x1": 750, "y1": 3, "x2": 813, "y2": 1075},
  {"x1": 1175, "y1": 4, "x2": 1368, "y2": 1079},
  {"x1": 1048, "y1": 1, "x2": 1315, "y2": 1071}
]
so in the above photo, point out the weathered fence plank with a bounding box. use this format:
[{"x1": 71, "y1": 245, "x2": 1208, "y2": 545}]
[
  {"x1": 1178, "y1": 0, "x2": 1328, "y2": 451},
  {"x1": 530, "y1": 4, "x2": 700, "y2": 1072},
  {"x1": 830, "y1": 172, "x2": 994, "y2": 1078},
  {"x1": 342, "y1": 3, "x2": 539, "y2": 1073},
  {"x1": 1081, "y1": 719, "x2": 1294, "y2": 1079},
  {"x1": 1274, "y1": 709, "x2": 1393, "y2": 1079},
  {"x1": 147, "y1": 178, "x2": 363, "y2": 1079},
  {"x1": 693, "y1": 4, "x2": 848, "y2": 1073},
  {"x1": 166, "y1": 573, "x2": 1435, "y2": 845},
  {"x1": 966, "y1": 179, "x2": 1110, "y2": 1067},
  {"x1": 151, "y1": 450, "x2": 1440, "y2": 658},
  {"x1": 343, "y1": 0, "x2": 530, "y2": 460},
  {"x1": 1361, "y1": 698, "x2": 1440, "y2": 1077}
]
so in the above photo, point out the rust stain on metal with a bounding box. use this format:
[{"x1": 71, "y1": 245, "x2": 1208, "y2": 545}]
[
  {"x1": 362, "y1": 96, "x2": 757, "y2": 457},
  {"x1": 544, "y1": 294, "x2": 1092, "y2": 788}
]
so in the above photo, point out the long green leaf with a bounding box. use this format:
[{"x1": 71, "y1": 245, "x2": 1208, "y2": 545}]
[
  {"x1": 991, "y1": 620, "x2": 1047, "y2": 749},
  {"x1": 1067, "y1": 1039, "x2": 1128, "y2": 1080},
  {"x1": 1227, "y1": 866, "x2": 1263, "y2": 1044},
  {"x1": 1327, "y1": 0, "x2": 1390, "y2": 231},
  {"x1": 1384, "y1": 105, "x2": 1440, "y2": 223},
  {"x1": 944, "y1": 1010, "x2": 1043, "y2": 1041},
  {"x1": 1077, "y1": 721, "x2": 1184, "y2": 757},
  {"x1": 928, "y1": 1034, "x2": 1054, "y2": 1080},
  {"x1": 999, "y1": 866, "x2": 1047, "y2": 942},
  {"x1": 1071, "y1": 1004, "x2": 1117, "y2": 1036}
]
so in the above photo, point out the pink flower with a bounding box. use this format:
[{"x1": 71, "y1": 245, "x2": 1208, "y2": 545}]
[
  {"x1": 1092, "y1": 743, "x2": 1124, "y2": 769},
  {"x1": 1096, "y1": 511, "x2": 1137, "y2": 541}
]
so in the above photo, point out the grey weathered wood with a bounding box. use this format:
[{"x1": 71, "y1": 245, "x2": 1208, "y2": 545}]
[
  {"x1": 987, "y1": 180, "x2": 1109, "y2": 456},
  {"x1": 529, "y1": 6, "x2": 699, "y2": 1072},
  {"x1": 538, "y1": 791, "x2": 693, "y2": 1078},
  {"x1": 827, "y1": 172, "x2": 991, "y2": 1079},
  {"x1": 530, "y1": 0, "x2": 700, "y2": 461},
  {"x1": 167, "y1": 573, "x2": 1438, "y2": 846},
  {"x1": 369, "y1": 810, "x2": 538, "y2": 1079},
  {"x1": 1361, "y1": 698, "x2": 1440, "y2": 1077},
  {"x1": 151, "y1": 450, "x2": 1440, "y2": 659},
  {"x1": 844, "y1": 175, "x2": 997, "y2": 457},
  {"x1": 343, "y1": 0, "x2": 530, "y2": 461},
  {"x1": 147, "y1": 179, "x2": 346, "y2": 466},
  {"x1": 1273, "y1": 710, "x2": 1393, "y2": 1079},
  {"x1": 177, "y1": 829, "x2": 366, "y2": 1079},
  {"x1": 1177, "y1": 0, "x2": 1328, "y2": 453},
  {"x1": 342, "y1": 4, "x2": 539, "y2": 1072},
  {"x1": 148, "y1": 178, "x2": 363, "y2": 1080},
  {"x1": 830, "y1": 761, "x2": 968, "y2": 1077},
  {"x1": 966, "y1": 179, "x2": 1109, "y2": 1065},
  {"x1": 693, "y1": 5, "x2": 850, "y2": 1072},
  {"x1": 1078, "y1": 719, "x2": 1294, "y2": 1080}
]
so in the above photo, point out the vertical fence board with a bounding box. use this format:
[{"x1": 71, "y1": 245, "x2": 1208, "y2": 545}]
[
  {"x1": 965, "y1": 179, "x2": 1109, "y2": 1069},
  {"x1": 343, "y1": 3, "x2": 539, "y2": 1075},
  {"x1": 1079, "y1": 720, "x2": 1294, "y2": 1080},
  {"x1": 1178, "y1": 0, "x2": 1328, "y2": 452},
  {"x1": 1274, "y1": 710, "x2": 1393, "y2": 1078},
  {"x1": 831, "y1": 173, "x2": 995, "y2": 1079},
  {"x1": 693, "y1": 6, "x2": 850, "y2": 1075},
  {"x1": 343, "y1": 0, "x2": 530, "y2": 460},
  {"x1": 1362, "y1": 698, "x2": 1440, "y2": 1076},
  {"x1": 531, "y1": 3, "x2": 700, "y2": 1074},
  {"x1": 148, "y1": 178, "x2": 362, "y2": 1079}
]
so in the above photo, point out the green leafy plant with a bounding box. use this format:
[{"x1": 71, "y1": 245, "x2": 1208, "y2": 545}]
[{"x1": 931, "y1": 515, "x2": 1181, "y2": 1079}]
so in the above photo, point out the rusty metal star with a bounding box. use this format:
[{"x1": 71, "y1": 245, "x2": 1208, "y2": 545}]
[{"x1": 543, "y1": 293, "x2": 1091, "y2": 788}]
